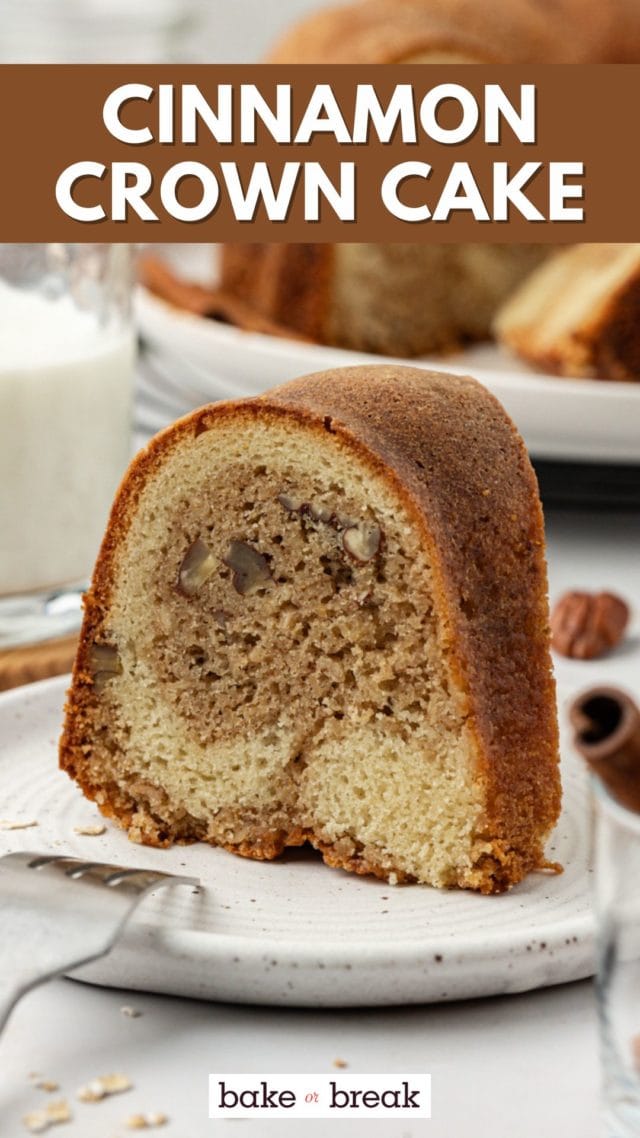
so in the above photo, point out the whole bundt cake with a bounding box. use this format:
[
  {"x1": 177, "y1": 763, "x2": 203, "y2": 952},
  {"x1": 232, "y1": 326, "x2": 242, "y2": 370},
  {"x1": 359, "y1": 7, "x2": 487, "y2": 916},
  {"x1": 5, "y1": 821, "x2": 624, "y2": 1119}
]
[{"x1": 219, "y1": 0, "x2": 640, "y2": 356}]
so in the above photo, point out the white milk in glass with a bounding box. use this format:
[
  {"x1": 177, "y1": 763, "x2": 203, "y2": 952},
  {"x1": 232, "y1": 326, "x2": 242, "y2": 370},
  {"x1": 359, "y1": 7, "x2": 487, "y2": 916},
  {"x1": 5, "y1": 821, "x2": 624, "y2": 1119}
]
[{"x1": 0, "y1": 280, "x2": 134, "y2": 595}]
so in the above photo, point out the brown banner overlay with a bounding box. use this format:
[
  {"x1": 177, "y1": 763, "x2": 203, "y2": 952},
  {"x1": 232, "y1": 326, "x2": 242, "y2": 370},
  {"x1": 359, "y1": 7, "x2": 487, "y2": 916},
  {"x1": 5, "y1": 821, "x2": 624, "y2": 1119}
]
[{"x1": 0, "y1": 64, "x2": 638, "y2": 242}]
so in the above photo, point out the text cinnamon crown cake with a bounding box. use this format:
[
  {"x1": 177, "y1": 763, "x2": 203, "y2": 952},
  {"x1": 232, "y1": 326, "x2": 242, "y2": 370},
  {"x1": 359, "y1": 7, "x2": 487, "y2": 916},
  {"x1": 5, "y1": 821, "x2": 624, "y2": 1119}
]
[{"x1": 60, "y1": 365, "x2": 561, "y2": 894}]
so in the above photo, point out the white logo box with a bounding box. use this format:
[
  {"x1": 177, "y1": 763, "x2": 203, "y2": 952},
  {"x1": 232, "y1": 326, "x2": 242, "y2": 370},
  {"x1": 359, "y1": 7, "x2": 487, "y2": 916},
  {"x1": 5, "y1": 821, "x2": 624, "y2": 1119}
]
[{"x1": 209, "y1": 1073, "x2": 431, "y2": 1119}]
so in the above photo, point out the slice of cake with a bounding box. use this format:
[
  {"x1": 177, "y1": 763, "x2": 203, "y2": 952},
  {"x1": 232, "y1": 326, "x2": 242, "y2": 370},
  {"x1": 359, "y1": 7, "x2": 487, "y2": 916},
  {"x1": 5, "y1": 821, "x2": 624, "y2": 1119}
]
[
  {"x1": 495, "y1": 244, "x2": 640, "y2": 380},
  {"x1": 60, "y1": 365, "x2": 560, "y2": 893}
]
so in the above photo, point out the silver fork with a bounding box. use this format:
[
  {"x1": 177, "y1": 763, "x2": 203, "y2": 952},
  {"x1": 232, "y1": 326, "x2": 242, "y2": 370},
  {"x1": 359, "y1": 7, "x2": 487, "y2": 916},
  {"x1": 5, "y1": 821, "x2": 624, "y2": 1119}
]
[{"x1": 0, "y1": 852, "x2": 199, "y2": 1033}]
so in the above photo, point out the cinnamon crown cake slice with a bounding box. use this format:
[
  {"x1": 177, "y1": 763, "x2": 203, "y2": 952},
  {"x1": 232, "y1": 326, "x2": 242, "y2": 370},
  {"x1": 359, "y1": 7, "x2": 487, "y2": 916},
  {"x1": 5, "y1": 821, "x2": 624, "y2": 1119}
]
[
  {"x1": 495, "y1": 244, "x2": 640, "y2": 380},
  {"x1": 60, "y1": 365, "x2": 560, "y2": 894}
]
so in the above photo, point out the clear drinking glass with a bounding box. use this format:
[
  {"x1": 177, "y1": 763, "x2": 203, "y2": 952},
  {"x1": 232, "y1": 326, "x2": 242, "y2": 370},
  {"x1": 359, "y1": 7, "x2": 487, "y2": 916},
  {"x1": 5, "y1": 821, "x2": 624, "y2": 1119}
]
[
  {"x1": 0, "y1": 244, "x2": 135, "y2": 647},
  {"x1": 595, "y1": 780, "x2": 640, "y2": 1137}
]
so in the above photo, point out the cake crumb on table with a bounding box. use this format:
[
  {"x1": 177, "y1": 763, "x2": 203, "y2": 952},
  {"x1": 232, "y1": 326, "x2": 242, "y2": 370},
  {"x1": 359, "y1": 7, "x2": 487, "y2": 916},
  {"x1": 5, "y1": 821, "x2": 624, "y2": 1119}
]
[
  {"x1": 73, "y1": 824, "x2": 106, "y2": 836},
  {"x1": 120, "y1": 1005, "x2": 142, "y2": 1018},
  {"x1": 333, "y1": 1058, "x2": 348, "y2": 1069},
  {"x1": 35, "y1": 1080, "x2": 60, "y2": 1093},
  {"x1": 1, "y1": 819, "x2": 38, "y2": 830}
]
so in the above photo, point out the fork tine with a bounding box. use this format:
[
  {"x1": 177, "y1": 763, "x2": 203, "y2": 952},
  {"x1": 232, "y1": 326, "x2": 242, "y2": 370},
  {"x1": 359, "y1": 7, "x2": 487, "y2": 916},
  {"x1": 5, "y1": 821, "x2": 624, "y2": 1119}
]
[
  {"x1": 18, "y1": 852, "x2": 197, "y2": 888},
  {"x1": 0, "y1": 852, "x2": 199, "y2": 1034}
]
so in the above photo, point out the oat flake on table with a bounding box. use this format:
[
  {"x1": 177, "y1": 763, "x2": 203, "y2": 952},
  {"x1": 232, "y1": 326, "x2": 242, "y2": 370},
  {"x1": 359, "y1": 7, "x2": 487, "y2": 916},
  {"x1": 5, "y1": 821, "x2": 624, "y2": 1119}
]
[
  {"x1": 22, "y1": 1098, "x2": 71, "y2": 1131},
  {"x1": 76, "y1": 1073, "x2": 132, "y2": 1102},
  {"x1": 124, "y1": 1112, "x2": 168, "y2": 1129}
]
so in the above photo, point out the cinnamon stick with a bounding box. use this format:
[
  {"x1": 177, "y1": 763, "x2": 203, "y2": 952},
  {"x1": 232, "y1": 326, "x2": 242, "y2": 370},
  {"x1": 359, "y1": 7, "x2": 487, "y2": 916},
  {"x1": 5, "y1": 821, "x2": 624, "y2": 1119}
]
[{"x1": 570, "y1": 686, "x2": 640, "y2": 813}]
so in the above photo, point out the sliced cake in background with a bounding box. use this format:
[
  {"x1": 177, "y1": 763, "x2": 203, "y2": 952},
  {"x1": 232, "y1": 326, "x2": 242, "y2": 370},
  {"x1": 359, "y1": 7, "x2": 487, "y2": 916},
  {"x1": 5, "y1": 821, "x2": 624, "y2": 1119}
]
[{"x1": 495, "y1": 245, "x2": 640, "y2": 381}]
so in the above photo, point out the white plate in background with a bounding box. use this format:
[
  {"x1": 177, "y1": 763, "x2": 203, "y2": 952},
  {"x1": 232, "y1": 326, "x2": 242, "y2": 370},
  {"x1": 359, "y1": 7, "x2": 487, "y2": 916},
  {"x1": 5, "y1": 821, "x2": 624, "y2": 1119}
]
[
  {"x1": 135, "y1": 244, "x2": 640, "y2": 464},
  {"x1": 0, "y1": 675, "x2": 593, "y2": 1008}
]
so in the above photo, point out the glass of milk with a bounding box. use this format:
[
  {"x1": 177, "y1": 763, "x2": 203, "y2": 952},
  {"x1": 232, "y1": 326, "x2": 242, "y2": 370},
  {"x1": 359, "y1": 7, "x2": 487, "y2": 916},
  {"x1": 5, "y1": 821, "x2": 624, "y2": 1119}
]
[{"x1": 0, "y1": 244, "x2": 135, "y2": 647}]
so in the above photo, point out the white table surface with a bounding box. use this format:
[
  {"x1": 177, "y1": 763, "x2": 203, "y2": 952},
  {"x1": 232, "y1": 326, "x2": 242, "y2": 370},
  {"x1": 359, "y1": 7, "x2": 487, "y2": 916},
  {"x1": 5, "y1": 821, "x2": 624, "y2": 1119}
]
[{"x1": 1, "y1": 506, "x2": 637, "y2": 1138}]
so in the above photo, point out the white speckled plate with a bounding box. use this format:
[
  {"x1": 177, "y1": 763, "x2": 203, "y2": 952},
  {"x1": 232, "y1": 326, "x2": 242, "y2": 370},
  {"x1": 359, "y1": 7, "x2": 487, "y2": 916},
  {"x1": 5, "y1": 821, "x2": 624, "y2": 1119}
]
[
  {"x1": 0, "y1": 675, "x2": 594, "y2": 1007},
  {"x1": 135, "y1": 244, "x2": 640, "y2": 464}
]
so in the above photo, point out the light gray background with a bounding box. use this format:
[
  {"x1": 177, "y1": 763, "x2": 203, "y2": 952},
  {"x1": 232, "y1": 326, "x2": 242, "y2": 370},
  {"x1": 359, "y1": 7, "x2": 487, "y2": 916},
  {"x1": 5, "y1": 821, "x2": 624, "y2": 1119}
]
[
  {"x1": 205, "y1": 0, "x2": 323, "y2": 61},
  {"x1": 0, "y1": 0, "x2": 325, "y2": 63}
]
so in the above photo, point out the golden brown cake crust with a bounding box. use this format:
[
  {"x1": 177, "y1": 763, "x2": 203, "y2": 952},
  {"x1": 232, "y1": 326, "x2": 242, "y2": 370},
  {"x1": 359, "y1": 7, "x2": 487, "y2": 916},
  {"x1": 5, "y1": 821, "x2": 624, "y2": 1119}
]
[
  {"x1": 220, "y1": 244, "x2": 334, "y2": 343},
  {"x1": 60, "y1": 366, "x2": 560, "y2": 894},
  {"x1": 593, "y1": 281, "x2": 640, "y2": 381},
  {"x1": 266, "y1": 0, "x2": 638, "y2": 64},
  {"x1": 266, "y1": 0, "x2": 601, "y2": 64}
]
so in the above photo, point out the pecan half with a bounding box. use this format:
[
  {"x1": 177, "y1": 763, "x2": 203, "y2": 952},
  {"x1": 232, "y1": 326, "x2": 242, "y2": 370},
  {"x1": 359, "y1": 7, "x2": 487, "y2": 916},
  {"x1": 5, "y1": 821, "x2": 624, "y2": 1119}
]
[
  {"x1": 223, "y1": 541, "x2": 272, "y2": 595},
  {"x1": 550, "y1": 591, "x2": 630, "y2": 659},
  {"x1": 89, "y1": 643, "x2": 122, "y2": 689},
  {"x1": 341, "y1": 522, "x2": 381, "y2": 563},
  {"x1": 177, "y1": 538, "x2": 217, "y2": 597}
]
